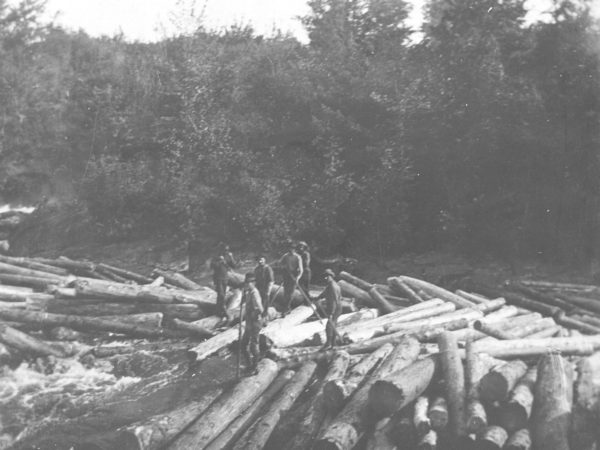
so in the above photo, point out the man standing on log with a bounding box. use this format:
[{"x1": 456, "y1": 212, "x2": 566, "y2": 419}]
[
  {"x1": 240, "y1": 272, "x2": 264, "y2": 374},
  {"x1": 314, "y1": 268, "x2": 341, "y2": 349},
  {"x1": 254, "y1": 256, "x2": 274, "y2": 318},
  {"x1": 297, "y1": 241, "x2": 311, "y2": 295},
  {"x1": 279, "y1": 240, "x2": 303, "y2": 315},
  {"x1": 210, "y1": 255, "x2": 230, "y2": 321}
]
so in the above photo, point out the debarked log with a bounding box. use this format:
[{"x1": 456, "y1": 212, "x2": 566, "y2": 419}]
[
  {"x1": 169, "y1": 358, "x2": 280, "y2": 450},
  {"x1": 479, "y1": 360, "x2": 529, "y2": 403},
  {"x1": 115, "y1": 387, "x2": 223, "y2": 450},
  {"x1": 152, "y1": 269, "x2": 201, "y2": 291},
  {"x1": 0, "y1": 321, "x2": 65, "y2": 357},
  {"x1": 497, "y1": 367, "x2": 537, "y2": 433},
  {"x1": 471, "y1": 336, "x2": 600, "y2": 358},
  {"x1": 398, "y1": 276, "x2": 475, "y2": 308}
]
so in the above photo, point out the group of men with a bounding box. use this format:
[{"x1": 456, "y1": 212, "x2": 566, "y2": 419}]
[{"x1": 210, "y1": 241, "x2": 342, "y2": 373}]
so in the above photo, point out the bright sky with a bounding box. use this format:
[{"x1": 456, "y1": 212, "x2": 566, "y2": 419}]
[{"x1": 17, "y1": 0, "x2": 600, "y2": 43}]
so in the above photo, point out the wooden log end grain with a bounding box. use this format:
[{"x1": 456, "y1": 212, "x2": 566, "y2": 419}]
[
  {"x1": 476, "y1": 425, "x2": 509, "y2": 450},
  {"x1": 479, "y1": 360, "x2": 528, "y2": 403},
  {"x1": 428, "y1": 396, "x2": 448, "y2": 431},
  {"x1": 313, "y1": 422, "x2": 358, "y2": 450},
  {"x1": 466, "y1": 399, "x2": 487, "y2": 434}
]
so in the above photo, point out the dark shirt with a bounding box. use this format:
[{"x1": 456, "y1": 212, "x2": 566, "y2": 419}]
[
  {"x1": 299, "y1": 250, "x2": 311, "y2": 273},
  {"x1": 317, "y1": 279, "x2": 342, "y2": 316},
  {"x1": 279, "y1": 251, "x2": 303, "y2": 279},
  {"x1": 224, "y1": 252, "x2": 238, "y2": 269},
  {"x1": 254, "y1": 264, "x2": 274, "y2": 290},
  {"x1": 210, "y1": 257, "x2": 230, "y2": 281}
]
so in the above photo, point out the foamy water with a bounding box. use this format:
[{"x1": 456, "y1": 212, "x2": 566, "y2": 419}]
[{"x1": 0, "y1": 204, "x2": 35, "y2": 214}]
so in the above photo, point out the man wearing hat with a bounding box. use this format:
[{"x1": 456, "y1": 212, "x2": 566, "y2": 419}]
[
  {"x1": 210, "y1": 254, "x2": 230, "y2": 320},
  {"x1": 254, "y1": 256, "x2": 274, "y2": 317},
  {"x1": 314, "y1": 268, "x2": 342, "y2": 349},
  {"x1": 240, "y1": 272, "x2": 264, "y2": 373},
  {"x1": 279, "y1": 240, "x2": 303, "y2": 314},
  {"x1": 297, "y1": 241, "x2": 311, "y2": 295}
]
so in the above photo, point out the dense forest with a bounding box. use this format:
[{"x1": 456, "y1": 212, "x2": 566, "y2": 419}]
[{"x1": 0, "y1": 0, "x2": 599, "y2": 264}]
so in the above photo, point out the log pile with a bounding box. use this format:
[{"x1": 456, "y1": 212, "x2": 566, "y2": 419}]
[{"x1": 6, "y1": 257, "x2": 600, "y2": 450}]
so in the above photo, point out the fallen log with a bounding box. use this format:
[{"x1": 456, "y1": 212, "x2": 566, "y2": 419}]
[
  {"x1": 555, "y1": 312, "x2": 600, "y2": 334},
  {"x1": 473, "y1": 298, "x2": 506, "y2": 313},
  {"x1": 323, "y1": 343, "x2": 394, "y2": 412},
  {"x1": 368, "y1": 287, "x2": 398, "y2": 313},
  {"x1": 570, "y1": 313, "x2": 600, "y2": 328},
  {"x1": 33, "y1": 256, "x2": 95, "y2": 273},
  {"x1": 169, "y1": 358, "x2": 279, "y2": 449},
  {"x1": 0, "y1": 255, "x2": 70, "y2": 276},
  {"x1": 413, "y1": 396, "x2": 431, "y2": 434},
  {"x1": 338, "y1": 280, "x2": 376, "y2": 307},
  {"x1": 472, "y1": 336, "x2": 600, "y2": 358},
  {"x1": 206, "y1": 370, "x2": 295, "y2": 450},
  {"x1": 507, "y1": 281, "x2": 576, "y2": 312},
  {"x1": 338, "y1": 271, "x2": 373, "y2": 291},
  {"x1": 455, "y1": 290, "x2": 489, "y2": 304},
  {"x1": 152, "y1": 269, "x2": 201, "y2": 290},
  {"x1": 0, "y1": 287, "x2": 54, "y2": 303},
  {"x1": 42, "y1": 301, "x2": 207, "y2": 321},
  {"x1": 95, "y1": 264, "x2": 130, "y2": 283},
  {"x1": 387, "y1": 277, "x2": 424, "y2": 303},
  {"x1": 96, "y1": 263, "x2": 153, "y2": 284},
  {"x1": 428, "y1": 396, "x2": 448, "y2": 431},
  {"x1": 479, "y1": 360, "x2": 528, "y2": 403},
  {"x1": 525, "y1": 325, "x2": 560, "y2": 339},
  {"x1": 0, "y1": 261, "x2": 64, "y2": 280},
  {"x1": 233, "y1": 361, "x2": 318, "y2": 450},
  {"x1": 477, "y1": 306, "x2": 520, "y2": 323},
  {"x1": 477, "y1": 426, "x2": 508, "y2": 450},
  {"x1": 383, "y1": 295, "x2": 411, "y2": 308},
  {"x1": 71, "y1": 279, "x2": 177, "y2": 304},
  {"x1": 398, "y1": 275, "x2": 475, "y2": 308},
  {"x1": 0, "y1": 321, "x2": 65, "y2": 357},
  {"x1": 504, "y1": 429, "x2": 531, "y2": 450},
  {"x1": 172, "y1": 318, "x2": 215, "y2": 337},
  {"x1": 570, "y1": 352, "x2": 600, "y2": 450},
  {"x1": 0, "y1": 273, "x2": 59, "y2": 289},
  {"x1": 272, "y1": 309, "x2": 379, "y2": 348},
  {"x1": 115, "y1": 387, "x2": 223, "y2": 450},
  {"x1": 0, "y1": 309, "x2": 181, "y2": 338},
  {"x1": 470, "y1": 285, "x2": 563, "y2": 318},
  {"x1": 437, "y1": 331, "x2": 465, "y2": 438},
  {"x1": 497, "y1": 367, "x2": 537, "y2": 433},
  {"x1": 520, "y1": 280, "x2": 599, "y2": 292},
  {"x1": 260, "y1": 305, "x2": 315, "y2": 341},
  {"x1": 290, "y1": 351, "x2": 351, "y2": 450},
  {"x1": 316, "y1": 337, "x2": 420, "y2": 450},
  {"x1": 99, "y1": 312, "x2": 164, "y2": 328},
  {"x1": 559, "y1": 295, "x2": 600, "y2": 315},
  {"x1": 465, "y1": 340, "x2": 488, "y2": 434},
  {"x1": 504, "y1": 318, "x2": 557, "y2": 339},
  {"x1": 531, "y1": 352, "x2": 573, "y2": 450}
]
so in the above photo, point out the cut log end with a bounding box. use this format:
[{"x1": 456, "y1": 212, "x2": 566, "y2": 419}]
[
  {"x1": 497, "y1": 402, "x2": 528, "y2": 434},
  {"x1": 314, "y1": 422, "x2": 358, "y2": 450},
  {"x1": 368, "y1": 380, "x2": 405, "y2": 418},
  {"x1": 479, "y1": 372, "x2": 509, "y2": 403}
]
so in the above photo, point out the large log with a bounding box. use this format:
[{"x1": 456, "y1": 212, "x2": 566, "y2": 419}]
[
  {"x1": 531, "y1": 352, "x2": 573, "y2": 450},
  {"x1": 387, "y1": 277, "x2": 424, "y2": 303},
  {"x1": 570, "y1": 352, "x2": 600, "y2": 450},
  {"x1": 497, "y1": 367, "x2": 537, "y2": 433},
  {"x1": 316, "y1": 337, "x2": 420, "y2": 450},
  {"x1": 338, "y1": 280, "x2": 376, "y2": 307},
  {"x1": 0, "y1": 309, "x2": 180, "y2": 338},
  {"x1": 172, "y1": 318, "x2": 215, "y2": 337},
  {"x1": 477, "y1": 306, "x2": 520, "y2": 323},
  {"x1": 206, "y1": 370, "x2": 295, "y2": 450},
  {"x1": 465, "y1": 340, "x2": 489, "y2": 433},
  {"x1": 233, "y1": 361, "x2": 318, "y2": 450},
  {"x1": 504, "y1": 318, "x2": 557, "y2": 339},
  {"x1": 323, "y1": 343, "x2": 394, "y2": 412},
  {"x1": 338, "y1": 271, "x2": 373, "y2": 291},
  {"x1": 0, "y1": 286, "x2": 54, "y2": 303},
  {"x1": 437, "y1": 331, "x2": 466, "y2": 438},
  {"x1": 570, "y1": 313, "x2": 600, "y2": 328},
  {"x1": 560, "y1": 295, "x2": 600, "y2": 315},
  {"x1": 42, "y1": 300, "x2": 207, "y2": 321},
  {"x1": 368, "y1": 355, "x2": 438, "y2": 418},
  {"x1": 507, "y1": 282, "x2": 576, "y2": 312},
  {"x1": 0, "y1": 321, "x2": 65, "y2": 357},
  {"x1": 0, "y1": 273, "x2": 59, "y2": 289},
  {"x1": 0, "y1": 261, "x2": 64, "y2": 280},
  {"x1": 471, "y1": 336, "x2": 600, "y2": 358},
  {"x1": 470, "y1": 285, "x2": 563, "y2": 318},
  {"x1": 96, "y1": 263, "x2": 153, "y2": 284},
  {"x1": 259, "y1": 305, "x2": 315, "y2": 342},
  {"x1": 479, "y1": 360, "x2": 528, "y2": 403},
  {"x1": 290, "y1": 352, "x2": 351, "y2": 450},
  {"x1": 555, "y1": 312, "x2": 600, "y2": 334},
  {"x1": 398, "y1": 275, "x2": 475, "y2": 308},
  {"x1": 476, "y1": 426, "x2": 509, "y2": 450},
  {"x1": 428, "y1": 397, "x2": 448, "y2": 431},
  {"x1": 454, "y1": 290, "x2": 490, "y2": 304},
  {"x1": 169, "y1": 358, "x2": 280, "y2": 449},
  {"x1": 473, "y1": 298, "x2": 507, "y2": 313},
  {"x1": 0, "y1": 255, "x2": 70, "y2": 276},
  {"x1": 368, "y1": 287, "x2": 398, "y2": 313},
  {"x1": 278, "y1": 309, "x2": 379, "y2": 348},
  {"x1": 98, "y1": 312, "x2": 164, "y2": 328},
  {"x1": 115, "y1": 387, "x2": 223, "y2": 450},
  {"x1": 152, "y1": 269, "x2": 201, "y2": 290}
]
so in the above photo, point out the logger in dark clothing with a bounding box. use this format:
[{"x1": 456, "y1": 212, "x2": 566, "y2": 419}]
[
  {"x1": 297, "y1": 241, "x2": 311, "y2": 295},
  {"x1": 222, "y1": 244, "x2": 239, "y2": 269},
  {"x1": 240, "y1": 272, "x2": 264, "y2": 373},
  {"x1": 315, "y1": 269, "x2": 342, "y2": 349},
  {"x1": 254, "y1": 256, "x2": 274, "y2": 317},
  {"x1": 279, "y1": 241, "x2": 303, "y2": 315},
  {"x1": 210, "y1": 255, "x2": 230, "y2": 320}
]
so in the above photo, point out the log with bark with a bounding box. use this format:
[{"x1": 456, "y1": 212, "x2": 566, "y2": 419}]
[
  {"x1": 476, "y1": 305, "x2": 520, "y2": 323},
  {"x1": 437, "y1": 331, "x2": 466, "y2": 438},
  {"x1": 0, "y1": 309, "x2": 181, "y2": 338},
  {"x1": 397, "y1": 276, "x2": 475, "y2": 308},
  {"x1": 232, "y1": 361, "x2": 317, "y2": 450},
  {"x1": 497, "y1": 367, "x2": 537, "y2": 433},
  {"x1": 152, "y1": 269, "x2": 201, "y2": 290},
  {"x1": 323, "y1": 343, "x2": 394, "y2": 412},
  {"x1": 387, "y1": 277, "x2": 424, "y2": 303},
  {"x1": 507, "y1": 281, "x2": 576, "y2": 312},
  {"x1": 290, "y1": 351, "x2": 351, "y2": 450},
  {"x1": 0, "y1": 321, "x2": 66, "y2": 357},
  {"x1": 316, "y1": 337, "x2": 420, "y2": 450},
  {"x1": 479, "y1": 360, "x2": 528, "y2": 403},
  {"x1": 206, "y1": 370, "x2": 295, "y2": 450},
  {"x1": 470, "y1": 336, "x2": 600, "y2": 358},
  {"x1": 115, "y1": 387, "x2": 223, "y2": 450},
  {"x1": 531, "y1": 352, "x2": 573, "y2": 450},
  {"x1": 169, "y1": 358, "x2": 279, "y2": 450}
]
